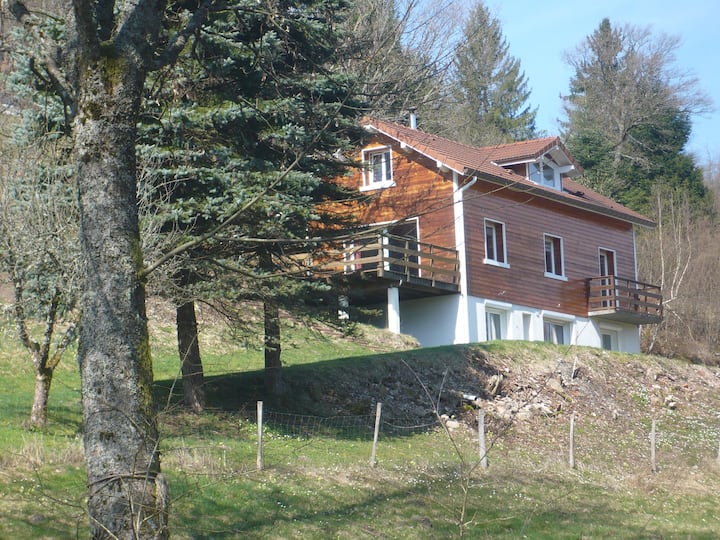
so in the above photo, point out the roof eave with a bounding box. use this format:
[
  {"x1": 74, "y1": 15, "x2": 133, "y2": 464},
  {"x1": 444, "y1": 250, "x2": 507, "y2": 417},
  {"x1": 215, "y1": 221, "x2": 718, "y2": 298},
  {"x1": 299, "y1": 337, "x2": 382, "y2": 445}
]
[{"x1": 466, "y1": 168, "x2": 655, "y2": 228}]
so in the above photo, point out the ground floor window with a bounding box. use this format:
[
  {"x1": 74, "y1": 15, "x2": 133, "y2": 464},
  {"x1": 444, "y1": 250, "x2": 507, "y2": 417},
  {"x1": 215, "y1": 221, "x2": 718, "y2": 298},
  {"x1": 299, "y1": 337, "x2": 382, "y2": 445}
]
[
  {"x1": 543, "y1": 320, "x2": 566, "y2": 345},
  {"x1": 486, "y1": 311, "x2": 503, "y2": 340},
  {"x1": 601, "y1": 330, "x2": 618, "y2": 351}
]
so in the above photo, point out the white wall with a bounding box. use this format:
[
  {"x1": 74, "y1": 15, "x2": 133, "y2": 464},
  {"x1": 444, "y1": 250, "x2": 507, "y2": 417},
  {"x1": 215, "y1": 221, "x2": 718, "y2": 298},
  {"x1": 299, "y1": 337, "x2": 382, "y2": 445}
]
[
  {"x1": 400, "y1": 295, "x2": 462, "y2": 347},
  {"x1": 396, "y1": 294, "x2": 642, "y2": 353}
]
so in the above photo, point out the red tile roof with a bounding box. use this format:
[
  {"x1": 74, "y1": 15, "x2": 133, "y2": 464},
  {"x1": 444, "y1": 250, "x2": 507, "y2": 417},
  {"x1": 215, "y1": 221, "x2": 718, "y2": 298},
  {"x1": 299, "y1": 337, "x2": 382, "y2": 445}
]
[{"x1": 364, "y1": 118, "x2": 653, "y2": 227}]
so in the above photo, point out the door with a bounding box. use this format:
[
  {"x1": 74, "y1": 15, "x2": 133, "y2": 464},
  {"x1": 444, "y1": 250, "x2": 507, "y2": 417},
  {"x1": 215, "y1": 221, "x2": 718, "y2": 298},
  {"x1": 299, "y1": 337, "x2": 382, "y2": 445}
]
[
  {"x1": 598, "y1": 249, "x2": 616, "y2": 307},
  {"x1": 385, "y1": 220, "x2": 419, "y2": 277}
]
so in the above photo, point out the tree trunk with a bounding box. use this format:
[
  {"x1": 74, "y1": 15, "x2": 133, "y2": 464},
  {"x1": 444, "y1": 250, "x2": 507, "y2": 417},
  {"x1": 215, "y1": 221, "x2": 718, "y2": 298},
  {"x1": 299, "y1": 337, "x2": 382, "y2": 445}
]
[
  {"x1": 176, "y1": 301, "x2": 205, "y2": 413},
  {"x1": 74, "y1": 31, "x2": 167, "y2": 540},
  {"x1": 264, "y1": 299, "x2": 283, "y2": 395},
  {"x1": 29, "y1": 366, "x2": 52, "y2": 429}
]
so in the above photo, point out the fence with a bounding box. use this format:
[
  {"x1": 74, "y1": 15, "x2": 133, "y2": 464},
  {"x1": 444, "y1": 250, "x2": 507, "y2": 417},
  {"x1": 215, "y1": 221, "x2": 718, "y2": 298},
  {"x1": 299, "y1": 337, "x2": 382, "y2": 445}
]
[{"x1": 248, "y1": 401, "x2": 720, "y2": 475}]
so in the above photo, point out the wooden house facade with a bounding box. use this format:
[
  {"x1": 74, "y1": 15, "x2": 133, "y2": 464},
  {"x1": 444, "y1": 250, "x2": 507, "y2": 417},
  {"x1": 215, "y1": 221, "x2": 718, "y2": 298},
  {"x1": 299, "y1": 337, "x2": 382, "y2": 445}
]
[{"x1": 330, "y1": 118, "x2": 662, "y2": 353}]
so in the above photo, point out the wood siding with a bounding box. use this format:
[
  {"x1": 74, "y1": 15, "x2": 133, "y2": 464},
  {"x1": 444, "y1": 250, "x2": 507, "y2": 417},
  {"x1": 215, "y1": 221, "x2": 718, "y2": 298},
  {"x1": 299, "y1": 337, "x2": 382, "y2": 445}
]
[
  {"x1": 333, "y1": 134, "x2": 457, "y2": 250},
  {"x1": 463, "y1": 181, "x2": 637, "y2": 317}
]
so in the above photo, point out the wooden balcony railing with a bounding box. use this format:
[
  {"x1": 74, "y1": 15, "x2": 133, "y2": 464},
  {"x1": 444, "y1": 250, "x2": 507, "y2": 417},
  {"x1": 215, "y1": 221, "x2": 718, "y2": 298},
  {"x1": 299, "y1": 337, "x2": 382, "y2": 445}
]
[
  {"x1": 587, "y1": 275, "x2": 663, "y2": 324},
  {"x1": 327, "y1": 233, "x2": 460, "y2": 291}
]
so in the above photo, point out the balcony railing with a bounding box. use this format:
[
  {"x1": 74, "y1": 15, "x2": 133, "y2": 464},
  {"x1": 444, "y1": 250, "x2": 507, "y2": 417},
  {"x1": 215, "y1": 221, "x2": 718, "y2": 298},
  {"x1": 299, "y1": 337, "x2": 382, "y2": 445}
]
[
  {"x1": 587, "y1": 275, "x2": 663, "y2": 324},
  {"x1": 328, "y1": 233, "x2": 460, "y2": 291}
]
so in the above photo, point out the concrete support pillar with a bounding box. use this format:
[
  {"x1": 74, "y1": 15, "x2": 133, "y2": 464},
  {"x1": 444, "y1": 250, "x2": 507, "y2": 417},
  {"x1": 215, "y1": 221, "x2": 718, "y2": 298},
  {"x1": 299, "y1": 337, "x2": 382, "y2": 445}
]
[{"x1": 387, "y1": 287, "x2": 401, "y2": 334}]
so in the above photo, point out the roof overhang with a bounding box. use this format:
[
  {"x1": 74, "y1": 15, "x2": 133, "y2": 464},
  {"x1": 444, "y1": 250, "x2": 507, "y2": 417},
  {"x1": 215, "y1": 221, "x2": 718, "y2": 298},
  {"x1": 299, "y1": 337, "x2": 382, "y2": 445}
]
[{"x1": 466, "y1": 168, "x2": 655, "y2": 228}]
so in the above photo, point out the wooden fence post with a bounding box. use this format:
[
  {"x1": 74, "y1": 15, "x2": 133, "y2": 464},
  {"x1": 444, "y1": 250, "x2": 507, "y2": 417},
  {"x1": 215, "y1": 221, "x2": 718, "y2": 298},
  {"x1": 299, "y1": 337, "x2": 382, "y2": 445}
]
[
  {"x1": 569, "y1": 412, "x2": 576, "y2": 469},
  {"x1": 370, "y1": 402, "x2": 382, "y2": 467},
  {"x1": 257, "y1": 401, "x2": 264, "y2": 471},
  {"x1": 478, "y1": 409, "x2": 488, "y2": 468},
  {"x1": 650, "y1": 419, "x2": 657, "y2": 473}
]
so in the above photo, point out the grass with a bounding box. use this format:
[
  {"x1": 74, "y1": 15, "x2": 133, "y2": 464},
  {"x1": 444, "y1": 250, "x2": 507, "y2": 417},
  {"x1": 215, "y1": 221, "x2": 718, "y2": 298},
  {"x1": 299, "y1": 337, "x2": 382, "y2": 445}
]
[{"x1": 1, "y1": 311, "x2": 720, "y2": 538}]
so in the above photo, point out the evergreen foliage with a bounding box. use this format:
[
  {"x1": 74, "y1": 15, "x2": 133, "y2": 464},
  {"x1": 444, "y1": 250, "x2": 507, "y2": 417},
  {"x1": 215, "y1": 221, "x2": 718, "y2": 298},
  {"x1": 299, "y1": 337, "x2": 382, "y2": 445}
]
[
  {"x1": 139, "y1": 0, "x2": 366, "y2": 306},
  {"x1": 443, "y1": 1, "x2": 536, "y2": 145},
  {"x1": 562, "y1": 18, "x2": 711, "y2": 215}
]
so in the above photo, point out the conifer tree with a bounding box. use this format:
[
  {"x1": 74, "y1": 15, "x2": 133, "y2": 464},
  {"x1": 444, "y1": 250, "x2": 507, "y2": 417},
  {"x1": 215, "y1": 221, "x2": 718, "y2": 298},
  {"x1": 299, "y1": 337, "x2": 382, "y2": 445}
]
[
  {"x1": 562, "y1": 18, "x2": 711, "y2": 214},
  {"x1": 139, "y1": 2, "x2": 366, "y2": 397},
  {"x1": 444, "y1": 0, "x2": 536, "y2": 145}
]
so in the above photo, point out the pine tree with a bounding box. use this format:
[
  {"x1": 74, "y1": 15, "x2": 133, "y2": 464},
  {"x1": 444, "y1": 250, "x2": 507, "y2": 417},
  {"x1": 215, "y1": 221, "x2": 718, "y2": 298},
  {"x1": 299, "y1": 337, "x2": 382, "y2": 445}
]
[
  {"x1": 562, "y1": 18, "x2": 711, "y2": 214},
  {"x1": 444, "y1": 0, "x2": 536, "y2": 145},
  {"x1": 138, "y1": 1, "x2": 366, "y2": 397}
]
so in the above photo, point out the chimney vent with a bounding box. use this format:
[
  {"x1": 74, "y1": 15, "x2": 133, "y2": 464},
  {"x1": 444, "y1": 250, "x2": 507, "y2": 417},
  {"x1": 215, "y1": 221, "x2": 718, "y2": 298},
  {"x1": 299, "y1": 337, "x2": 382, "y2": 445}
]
[{"x1": 409, "y1": 108, "x2": 417, "y2": 129}]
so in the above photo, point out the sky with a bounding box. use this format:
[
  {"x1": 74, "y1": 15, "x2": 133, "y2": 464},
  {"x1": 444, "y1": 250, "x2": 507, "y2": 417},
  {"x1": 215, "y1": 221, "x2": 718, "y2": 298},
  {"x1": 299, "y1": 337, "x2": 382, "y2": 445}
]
[{"x1": 494, "y1": 0, "x2": 719, "y2": 162}]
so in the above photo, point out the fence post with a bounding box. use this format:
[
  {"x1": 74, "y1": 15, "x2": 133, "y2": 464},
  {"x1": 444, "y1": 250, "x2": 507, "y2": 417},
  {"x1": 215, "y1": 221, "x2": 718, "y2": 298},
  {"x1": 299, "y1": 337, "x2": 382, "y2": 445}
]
[
  {"x1": 370, "y1": 402, "x2": 382, "y2": 467},
  {"x1": 569, "y1": 412, "x2": 576, "y2": 469},
  {"x1": 650, "y1": 419, "x2": 657, "y2": 473},
  {"x1": 478, "y1": 409, "x2": 488, "y2": 468},
  {"x1": 257, "y1": 401, "x2": 264, "y2": 471}
]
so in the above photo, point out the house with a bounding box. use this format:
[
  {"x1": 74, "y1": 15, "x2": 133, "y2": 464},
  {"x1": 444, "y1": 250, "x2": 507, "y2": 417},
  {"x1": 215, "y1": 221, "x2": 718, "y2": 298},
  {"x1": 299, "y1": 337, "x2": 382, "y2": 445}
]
[{"x1": 328, "y1": 117, "x2": 662, "y2": 353}]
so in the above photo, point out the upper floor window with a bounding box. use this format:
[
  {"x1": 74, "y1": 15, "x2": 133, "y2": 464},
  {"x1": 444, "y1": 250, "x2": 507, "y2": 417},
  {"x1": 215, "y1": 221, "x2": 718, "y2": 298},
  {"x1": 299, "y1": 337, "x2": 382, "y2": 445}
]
[
  {"x1": 529, "y1": 159, "x2": 561, "y2": 190},
  {"x1": 544, "y1": 234, "x2": 565, "y2": 279},
  {"x1": 361, "y1": 147, "x2": 394, "y2": 191},
  {"x1": 484, "y1": 219, "x2": 508, "y2": 267}
]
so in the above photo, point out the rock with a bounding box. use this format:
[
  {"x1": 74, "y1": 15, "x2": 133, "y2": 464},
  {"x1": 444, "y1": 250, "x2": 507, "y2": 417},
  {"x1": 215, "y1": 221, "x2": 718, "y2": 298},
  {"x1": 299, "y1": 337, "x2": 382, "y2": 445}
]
[
  {"x1": 665, "y1": 395, "x2": 678, "y2": 410},
  {"x1": 445, "y1": 419, "x2": 461, "y2": 430}
]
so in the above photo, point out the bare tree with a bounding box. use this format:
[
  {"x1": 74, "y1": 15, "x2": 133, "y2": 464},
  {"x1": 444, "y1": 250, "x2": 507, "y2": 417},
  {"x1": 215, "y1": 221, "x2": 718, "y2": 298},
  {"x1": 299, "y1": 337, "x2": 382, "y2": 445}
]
[
  {"x1": 0, "y1": 140, "x2": 80, "y2": 429},
  {"x1": 343, "y1": 0, "x2": 463, "y2": 129}
]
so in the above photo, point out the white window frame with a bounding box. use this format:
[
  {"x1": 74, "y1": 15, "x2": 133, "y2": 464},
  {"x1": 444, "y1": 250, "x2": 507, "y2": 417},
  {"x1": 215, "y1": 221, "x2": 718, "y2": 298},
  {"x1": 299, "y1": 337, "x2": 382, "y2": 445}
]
[
  {"x1": 528, "y1": 159, "x2": 561, "y2": 191},
  {"x1": 599, "y1": 323, "x2": 621, "y2": 351},
  {"x1": 543, "y1": 234, "x2": 566, "y2": 280},
  {"x1": 361, "y1": 146, "x2": 394, "y2": 191},
  {"x1": 484, "y1": 218, "x2": 509, "y2": 268},
  {"x1": 541, "y1": 310, "x2": 574, "y2": 346},
  {"x1": 601, "y1": 331, "x2": 618, "y2": 351}
]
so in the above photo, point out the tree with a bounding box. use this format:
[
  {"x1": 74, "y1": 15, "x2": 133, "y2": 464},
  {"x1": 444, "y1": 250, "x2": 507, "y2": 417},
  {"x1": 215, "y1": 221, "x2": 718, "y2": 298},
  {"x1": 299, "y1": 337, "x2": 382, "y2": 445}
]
[
  {"x1": 562, "y1": 18, "x2": 711, "y2": 213},
  {"x1": 139, "y1": 2, "x2": 366, "y2": 398},
  {"x1": 0, "y1": 140, "x2": 80, "y2": 429},
  {"x1": 6, "y1": 1, "x2": 215, "y2": 536},
  {"x1": 443, "y1": 0, "x2": 536, "y2": 145},
  {"x1": 7, "y1": 0, "x2": 361, "y2": 534},
  {"x1": 343, "y1": 0, "x2": 461, "y2": 130}
]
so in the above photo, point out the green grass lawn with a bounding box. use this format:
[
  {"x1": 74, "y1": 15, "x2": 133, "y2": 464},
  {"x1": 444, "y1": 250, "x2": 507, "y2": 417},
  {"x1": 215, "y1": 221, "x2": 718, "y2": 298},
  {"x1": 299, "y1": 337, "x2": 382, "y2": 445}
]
[{"x1": 1, "y1": 316, "x2": 719, "y2": 538}]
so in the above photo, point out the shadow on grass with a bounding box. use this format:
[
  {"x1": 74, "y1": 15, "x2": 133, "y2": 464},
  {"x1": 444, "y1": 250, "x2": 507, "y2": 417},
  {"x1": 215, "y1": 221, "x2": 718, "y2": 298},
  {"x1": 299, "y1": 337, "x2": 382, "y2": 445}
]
[{"x1": 153, "y1": 344, "x2": 496, "y2": 439}]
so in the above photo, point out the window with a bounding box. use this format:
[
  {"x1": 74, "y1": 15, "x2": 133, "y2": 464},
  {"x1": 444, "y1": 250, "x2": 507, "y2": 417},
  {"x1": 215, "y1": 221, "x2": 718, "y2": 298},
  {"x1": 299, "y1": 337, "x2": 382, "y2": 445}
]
[
  {"x1": 544, "y1": 234, "x2": 565, "y2": 279},
  {"x1": 529, "y1": 160, "x2": 560, "y2": 190},
  {"x1": 601, "y1": 332, "x2": 617, "y2": 351},
  {"x1": 484, "y1": 219, "x2": 508, "y2": 267},
  {"x1": 362, "y1": 147, "x2": 394, "y2": 190},
  {"x1": 543, "y1": 320, "x2": 566, "y2": 345},
  {"x1": 486, "y1": 311, "x2": 503, "y2": 340}
]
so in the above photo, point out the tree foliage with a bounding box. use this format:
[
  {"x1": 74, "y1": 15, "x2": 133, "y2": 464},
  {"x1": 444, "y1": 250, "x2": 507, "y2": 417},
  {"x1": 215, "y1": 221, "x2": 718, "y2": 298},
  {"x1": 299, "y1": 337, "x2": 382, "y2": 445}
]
[
  {"x1": 562, "y1": 18, "x2": 711, "y2": 214},
  {"x1": 342, "y1": 0, "x2": 461, "y2": 130},
  {"x1": 139, "y1": 1, "x2": 367, "y2": 397},
  {"x1": 443, "y1": 0, "x2": 536, "y2": 145},
  {"x1": 0, "y1": 140, "x2": 80, "y2": 429}
]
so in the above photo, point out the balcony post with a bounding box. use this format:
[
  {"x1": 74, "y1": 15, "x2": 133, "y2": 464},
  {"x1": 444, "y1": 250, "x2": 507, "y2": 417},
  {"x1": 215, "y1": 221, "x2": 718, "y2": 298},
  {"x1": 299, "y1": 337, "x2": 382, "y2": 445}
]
[{"x1": 387, "y1": 286, "x2": 401, "y2": 334}]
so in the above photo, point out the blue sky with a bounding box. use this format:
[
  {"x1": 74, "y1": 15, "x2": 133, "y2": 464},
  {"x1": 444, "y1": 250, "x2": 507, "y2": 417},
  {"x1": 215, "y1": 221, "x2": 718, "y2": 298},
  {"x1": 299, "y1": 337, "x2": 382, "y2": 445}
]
[{"x1": 494, "y1": 0, "x2": 718, "y2": 162}]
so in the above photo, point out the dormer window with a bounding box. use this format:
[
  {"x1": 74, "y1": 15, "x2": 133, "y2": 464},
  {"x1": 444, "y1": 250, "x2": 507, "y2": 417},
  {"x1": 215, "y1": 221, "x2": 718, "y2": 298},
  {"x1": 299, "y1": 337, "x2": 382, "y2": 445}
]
[
  {"x1": 529, "y1": 159, "x2": 561, "y2": 191},
  {"x1": 361, "y1": 146, "x2": 394, "y2": 191}
]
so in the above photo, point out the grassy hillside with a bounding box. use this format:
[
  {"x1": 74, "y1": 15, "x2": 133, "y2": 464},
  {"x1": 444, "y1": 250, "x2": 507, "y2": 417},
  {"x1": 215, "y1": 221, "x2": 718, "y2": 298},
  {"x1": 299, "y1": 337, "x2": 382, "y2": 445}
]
[{"x1": 1, "y1": 302, "x2": 720, "y2": 538}]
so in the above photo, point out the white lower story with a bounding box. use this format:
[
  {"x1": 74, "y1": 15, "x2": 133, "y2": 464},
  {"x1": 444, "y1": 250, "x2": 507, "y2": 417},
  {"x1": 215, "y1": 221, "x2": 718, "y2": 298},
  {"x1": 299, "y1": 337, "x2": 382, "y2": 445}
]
[{"x1": 388, "y1": 292, "x2": 642, "y2": 353}]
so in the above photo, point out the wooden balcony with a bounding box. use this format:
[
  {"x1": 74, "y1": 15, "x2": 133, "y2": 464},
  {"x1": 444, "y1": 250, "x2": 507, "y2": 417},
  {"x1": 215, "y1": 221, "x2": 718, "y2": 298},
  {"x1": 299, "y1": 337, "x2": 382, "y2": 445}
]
[
  {"x1": 324, "y1": 233, "x2": 460, "y2": 301},
  {"x1": 587, "y1": 276, "x2": 663, "y2": 324}
]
